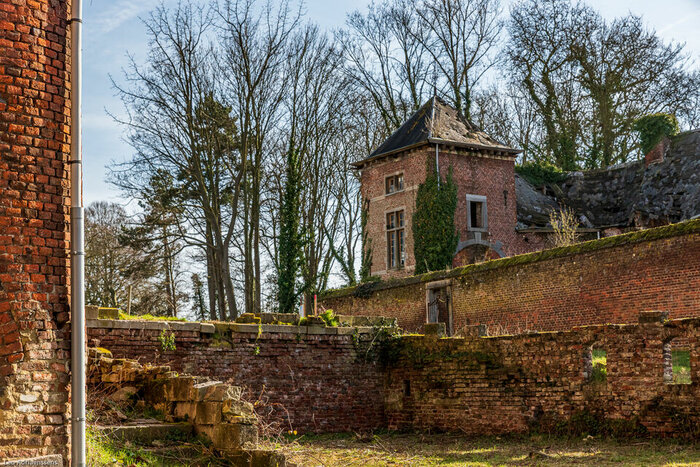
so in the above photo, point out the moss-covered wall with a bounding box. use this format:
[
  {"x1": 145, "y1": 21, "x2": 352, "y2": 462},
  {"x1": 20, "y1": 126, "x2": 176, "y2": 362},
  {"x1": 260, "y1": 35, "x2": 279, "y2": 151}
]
[
  {"x1": 321, "y1": 220, "x2": 700, "y2": 334},
  {"x1": 384, "y1": 312, "x2": 700, "y2": 438}
]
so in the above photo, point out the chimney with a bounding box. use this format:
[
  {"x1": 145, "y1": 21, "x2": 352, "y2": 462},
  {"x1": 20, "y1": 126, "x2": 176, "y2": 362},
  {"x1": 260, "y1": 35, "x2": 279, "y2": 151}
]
[{"x1": 644, "y1": 137, "x2": 670, "y2": 167}]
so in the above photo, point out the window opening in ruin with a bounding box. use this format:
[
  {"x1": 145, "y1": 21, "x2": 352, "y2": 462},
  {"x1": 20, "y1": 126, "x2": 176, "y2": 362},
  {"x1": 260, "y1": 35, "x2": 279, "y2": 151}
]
[
  {"x1": 385, "y1": 173, "x2": 404, "y2": 195},
  {"x1": 664, "y1": 341, "x2": 691, "y2": 384},
  {"x1": 586, "y1": 348, "x2": 607, "y2": 383},
  {"x1": 466, "y1": 194, "x2": 487, "y2": 231},
  {"x1": 426, "y1": 284, "x2": 452, "y2": 336},
  {"x1": 403, "y1": 379, "x2": 411, "y2": 397},
  {"x1": 386, "y1": 210, "x2": 405, "y2": 269}
]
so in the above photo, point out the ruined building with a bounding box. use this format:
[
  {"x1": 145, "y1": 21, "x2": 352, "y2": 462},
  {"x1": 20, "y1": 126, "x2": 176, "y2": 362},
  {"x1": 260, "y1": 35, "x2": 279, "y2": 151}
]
[{"x1": 356, "y1": 97, "x2": 700, "y2": 278}]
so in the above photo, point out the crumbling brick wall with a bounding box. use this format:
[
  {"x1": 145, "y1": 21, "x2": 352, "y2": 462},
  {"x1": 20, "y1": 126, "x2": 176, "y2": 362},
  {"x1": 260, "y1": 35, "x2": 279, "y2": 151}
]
[
  {"x1": 87, "y1": 321, "x2": 386, "y2": 433},
  {"x1": 321, "y1": 220, "x2": 700, "y2": 334},
  {"x1": 384, "y1": 312, "x2": 700, "y2": 437},
  {"x1": 0, "y1": 0, "x2": 71, "y2": 460}
]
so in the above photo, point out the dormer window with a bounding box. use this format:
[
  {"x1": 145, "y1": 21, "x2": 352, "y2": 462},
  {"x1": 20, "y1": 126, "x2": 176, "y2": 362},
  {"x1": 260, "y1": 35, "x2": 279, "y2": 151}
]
[
  {"x1": 466, "y1": 194, "x2": 487, "y2": 232},
  {"x1": 385, "y1": 173, "x2": 404, "y2": 195}
]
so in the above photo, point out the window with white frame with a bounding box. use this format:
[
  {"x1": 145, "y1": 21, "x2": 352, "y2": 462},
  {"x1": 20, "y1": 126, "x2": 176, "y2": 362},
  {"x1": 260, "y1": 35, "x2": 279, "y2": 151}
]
[
  {"x1": 385, "y1": 173, "x2": 404, "y2": 195},
  {"x1": 386, "y1": 210, "x2": 405, "y2": 269},
  {"x1": 466, "y1": 194, "x2": 487, "y2": 231}
]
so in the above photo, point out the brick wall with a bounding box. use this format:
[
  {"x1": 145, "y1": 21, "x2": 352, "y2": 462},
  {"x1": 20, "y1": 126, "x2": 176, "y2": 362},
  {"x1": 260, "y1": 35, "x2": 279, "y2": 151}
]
[
  {"x1": 321, "y1": 220, "x2": 700, "y2": 334},
  {"x1": 360, "y1": 144, "x2": 541, "y2": 279},
  {"x1": 88, "y1": 314, "x2": 700, "y2": 439},
  {"x1": 87, "y1": 321, "x2": 386, "y2": 434},
  {"x1": 0, "y1": 0, "x2": 71, "y2": 460},
  {"x1": 385, "y1": 312, "x2": 700, "y2": 437}
]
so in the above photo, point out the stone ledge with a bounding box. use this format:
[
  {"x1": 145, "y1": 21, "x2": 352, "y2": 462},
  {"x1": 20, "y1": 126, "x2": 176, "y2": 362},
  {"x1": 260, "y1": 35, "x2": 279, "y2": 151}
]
[
  {"x1": 88, "y1": 319, "x2": 381, "y2": 336},
  {"x1": 2, "y1": 454, "x2": 63, "y2": 466}
]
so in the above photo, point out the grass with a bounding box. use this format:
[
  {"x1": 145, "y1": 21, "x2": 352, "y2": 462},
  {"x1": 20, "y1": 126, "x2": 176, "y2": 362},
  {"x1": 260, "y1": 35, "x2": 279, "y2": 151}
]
[
  {"x1": 672, "y1": 350, "x2": 691, "y2": 385},
  {"x1": 261, "y1": 432, "x2": 700, "y2": 466},
  {"x1": 87, "y1": 426, "x2": 229, "y2": 466}
]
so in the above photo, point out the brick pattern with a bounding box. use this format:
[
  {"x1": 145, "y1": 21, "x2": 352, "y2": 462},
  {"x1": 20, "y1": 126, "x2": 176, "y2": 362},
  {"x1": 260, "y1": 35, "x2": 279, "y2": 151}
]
[
  {"x1": 0, "y1": 0, "x2": 71, "y2": 460},
  {"x1": 322, "y1": 232, "x2": 700, "y2": 334},
  {"x1": 360, "y1": 145, "x2": 541, "y2": 278},
  {"x1": 88, "y1": 325, "x2": 386, "y2": 434},
  {"x1": 385, "y1": 314, "x2": 700, "y2": 437}
]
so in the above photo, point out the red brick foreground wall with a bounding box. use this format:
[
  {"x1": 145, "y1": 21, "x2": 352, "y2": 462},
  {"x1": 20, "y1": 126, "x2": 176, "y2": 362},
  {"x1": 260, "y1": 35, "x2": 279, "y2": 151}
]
[
  {"x1": 386, "y1": 312, "x2": 700, "y2": 437},
  {"x1": 321, "y1": 221, "x2": 700, "y2": 334},
  {"x1": 89, "y1": 313, "x2": 700, "y2": 439},
  {"x1": 88, "y1": 322, "x2": 385, "y2": 433},
  {"x1": 0, "y1": 0, "x2": 71, "y2": 460}
]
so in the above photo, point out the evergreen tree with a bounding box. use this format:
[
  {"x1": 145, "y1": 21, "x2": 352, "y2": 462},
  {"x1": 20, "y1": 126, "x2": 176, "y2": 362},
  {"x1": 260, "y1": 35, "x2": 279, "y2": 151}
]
[
  {"x1": 413, "y1": 161, "x2": 459, "y2": 274},
  {"x1": 191, "y1": 273, "x2": 208, "y2": 321},
  {"x1": 277, "y1": 148, "x2": 305, "y2": 313}
]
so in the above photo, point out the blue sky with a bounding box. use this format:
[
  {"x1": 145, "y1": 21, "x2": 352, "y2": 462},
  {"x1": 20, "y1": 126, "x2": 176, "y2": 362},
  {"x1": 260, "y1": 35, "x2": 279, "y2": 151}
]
[{"x1": 82, "y1": 0, "x2": 700, "y2": 206}]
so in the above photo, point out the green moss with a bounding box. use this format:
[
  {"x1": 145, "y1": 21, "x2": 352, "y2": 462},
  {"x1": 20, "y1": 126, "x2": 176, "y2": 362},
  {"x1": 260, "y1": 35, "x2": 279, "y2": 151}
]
[
  {"x1": 322, "y1": 219, "x2": 700, "y2": 300},
  {"x1": 118, "y1": 312, "x2": 186, "y2": 322}
]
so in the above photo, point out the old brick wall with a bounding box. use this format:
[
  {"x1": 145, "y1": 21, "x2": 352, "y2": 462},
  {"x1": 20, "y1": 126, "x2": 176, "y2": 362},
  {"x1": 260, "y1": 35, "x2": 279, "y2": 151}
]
[
  {"x1": 321, "y1": 221, "x2": 700, "y2": 334},
  {"x1": 0, "y1": 0, "x2": 71, "y2": 460},
  {"x1": 384, "y1": 312, "x2": 700, "y2": 437},
  {"x1": 360, "y1": 147, "x2": 428, "y2": 277},
  {"x1": 360, "y1": 145, "x2": 531, "y2": 278},
  {"x1": 87, "y1": 321, "x2": 386, "y2": 434}
]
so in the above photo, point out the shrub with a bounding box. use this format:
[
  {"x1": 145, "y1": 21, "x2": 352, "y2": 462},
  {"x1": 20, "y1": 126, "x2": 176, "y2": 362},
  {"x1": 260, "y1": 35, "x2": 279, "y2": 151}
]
[
  {"x1": 633, "y1": 113, "x2": 678, "y2": 155},
  {"x1": 515, "y1": 161, "x2": 566, "y2": 187}
]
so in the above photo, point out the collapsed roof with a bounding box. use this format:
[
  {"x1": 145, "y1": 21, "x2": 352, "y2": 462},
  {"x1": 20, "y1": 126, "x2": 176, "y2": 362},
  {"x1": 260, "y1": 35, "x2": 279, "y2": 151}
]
[
  {"x1": 516, "y1": 130, "x2": 700, "y2": 229},
  {"x1": 353, "y1": 97, "x2": 520, "y2": 168}
]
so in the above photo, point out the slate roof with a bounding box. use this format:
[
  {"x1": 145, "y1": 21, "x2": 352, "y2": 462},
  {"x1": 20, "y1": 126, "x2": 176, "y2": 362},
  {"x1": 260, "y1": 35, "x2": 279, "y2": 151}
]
[
  {"x1": 353, "y1": 97, "x2": 519, "y2": 168},
  {"x1": 516, "y1": 130, "x2": 700, "y2": 229}
]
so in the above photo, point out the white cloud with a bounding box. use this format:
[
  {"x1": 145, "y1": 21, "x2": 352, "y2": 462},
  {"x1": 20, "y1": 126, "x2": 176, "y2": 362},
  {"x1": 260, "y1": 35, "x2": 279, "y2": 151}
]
[{"x1": 87, "y1": 0, "x2": 160, "y2": 34}]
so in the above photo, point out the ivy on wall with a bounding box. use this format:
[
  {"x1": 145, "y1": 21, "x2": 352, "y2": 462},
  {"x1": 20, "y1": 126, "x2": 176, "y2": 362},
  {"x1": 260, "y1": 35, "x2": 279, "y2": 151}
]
[
  {"x1": 413, "y1": 160, "x2": 459, "y2": 274},
  {"x1": 633, "y1": 113, "x2": 678, "y2": 156}
]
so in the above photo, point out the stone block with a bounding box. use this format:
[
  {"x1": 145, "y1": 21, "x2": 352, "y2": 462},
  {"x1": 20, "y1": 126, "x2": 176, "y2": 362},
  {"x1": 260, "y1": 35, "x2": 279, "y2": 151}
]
[
  {"x1": 98, "y1": 307, "x2": 120, "y2": 320},
  {"x1": 222, "y1": 399, "x2": 255, "y2": 418},
  {"x1": 165, "y1": 377, "x2": 196, "y2": 402},
  {"x1": 211, "y1": 423, "x2": 258, "y2": 452},
  {"x1": 86, "y1": 305, "x2": 100, "y2": 320},
  {"x1": 173, "y1": 402, "x2": 197, "y2": 421},
  {"x1": 196, "y1": 401, "x2": 223, "y2": 425},
  {"x1": 639, "y1": 310, "x2": 669, "y2": 324},
  {"x1": 424, "y1": 322, "x2": 446, "y2": 337}
]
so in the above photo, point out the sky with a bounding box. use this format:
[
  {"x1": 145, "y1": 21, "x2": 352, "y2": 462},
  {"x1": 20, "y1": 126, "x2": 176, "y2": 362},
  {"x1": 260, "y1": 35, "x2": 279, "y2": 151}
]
[{"x1": 82, "y1": 0, "x2": 700, "y2": 206}]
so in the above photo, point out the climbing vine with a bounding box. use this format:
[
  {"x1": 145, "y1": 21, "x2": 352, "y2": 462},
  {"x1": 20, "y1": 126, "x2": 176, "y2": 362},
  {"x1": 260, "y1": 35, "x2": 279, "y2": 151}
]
[{"x1": 633, "y1": 113, "x2": 678, "y2": 155}]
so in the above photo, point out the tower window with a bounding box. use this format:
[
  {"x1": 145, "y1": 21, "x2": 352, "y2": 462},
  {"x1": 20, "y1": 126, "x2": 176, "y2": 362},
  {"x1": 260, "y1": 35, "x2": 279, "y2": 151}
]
[
  {"x1": 466, "y1": 194, "x2": 488, "y2": 231},
  {"x1": 386, "y1": 210, "x2": 405, "y2": 269},
  {"x1": 385, "y1": 173, "x2": 404, "y2": 195}
]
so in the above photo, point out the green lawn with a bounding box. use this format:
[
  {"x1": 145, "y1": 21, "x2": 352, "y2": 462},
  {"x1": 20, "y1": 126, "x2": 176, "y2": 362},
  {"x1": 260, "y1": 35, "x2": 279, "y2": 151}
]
[{"x1": 262, "y1": 432, "x2": 700, "y2": 466}]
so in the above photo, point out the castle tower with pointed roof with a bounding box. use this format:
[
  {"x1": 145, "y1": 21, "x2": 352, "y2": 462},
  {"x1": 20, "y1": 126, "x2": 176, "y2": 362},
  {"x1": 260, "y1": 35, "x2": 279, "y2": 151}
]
[{"x1": 356, "y1": 97, "x2": 535, "y2": 278}]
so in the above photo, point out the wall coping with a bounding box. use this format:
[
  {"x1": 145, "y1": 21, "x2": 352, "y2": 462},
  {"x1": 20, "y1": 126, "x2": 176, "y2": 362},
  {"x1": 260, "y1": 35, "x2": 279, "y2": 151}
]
[
  {"x1": 321, "y1": 218, "x2": 700, "y2": 300},
  {"x1": 86, "y1": 319, "x2": 379, "y2": 336}
]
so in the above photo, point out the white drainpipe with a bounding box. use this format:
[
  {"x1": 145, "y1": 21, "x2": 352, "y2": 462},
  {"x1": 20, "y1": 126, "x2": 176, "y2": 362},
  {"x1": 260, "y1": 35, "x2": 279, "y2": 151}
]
[{"x1": 69, "y1": 0, "x2": 85, "y2": 464}]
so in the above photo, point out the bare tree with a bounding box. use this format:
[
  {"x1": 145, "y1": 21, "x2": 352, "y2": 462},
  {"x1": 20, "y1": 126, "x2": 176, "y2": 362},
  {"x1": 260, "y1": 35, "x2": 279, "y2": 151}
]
[
  {"x1": 339, "y1": 0, "x2": 431, "y2": 133},
  {"x1": 414, "y1": 0, "x2": 503, "y2": 119},
  {"x1": 218, "y1": 0, "x2": 300, "y2": 314},
  {"x1": 111, "y1": 3, "x2": 241, "y2": 320},
  {"x1": 507, "y1": 0, "x2": 585, "y2": 170}
]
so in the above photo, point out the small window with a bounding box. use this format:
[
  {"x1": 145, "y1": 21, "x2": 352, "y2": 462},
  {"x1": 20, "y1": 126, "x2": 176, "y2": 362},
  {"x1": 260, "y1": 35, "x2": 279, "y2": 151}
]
[
  {"x1": 385, "y1": 173, "x2": 404, "y2": 195},
  {"x1": 466, "y1": 195, "x2": 487, "y2": 231},
  {"x1": 664, "y1": 341, "x2": 691, "y2": 385},
  {"x1": 386, "y1": 210, "x2": 405, "y2": 269},
  {"x1": 585, "y1": 347, "x2": 607, "y2": 383}
]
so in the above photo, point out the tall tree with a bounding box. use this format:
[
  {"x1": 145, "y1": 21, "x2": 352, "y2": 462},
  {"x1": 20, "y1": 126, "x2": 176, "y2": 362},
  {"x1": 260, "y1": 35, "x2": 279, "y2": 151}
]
[
  {"x1": 112, "y1": 4, "x2": 241, "y2": 320},
  {"x1": 218, "y1": 0, "x2": 300, "y2": 314}
]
